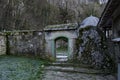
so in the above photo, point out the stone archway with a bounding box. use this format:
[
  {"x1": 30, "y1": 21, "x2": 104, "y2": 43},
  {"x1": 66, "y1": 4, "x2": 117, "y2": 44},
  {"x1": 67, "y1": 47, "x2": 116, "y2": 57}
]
[
  {"x1": 55, "y1": 36, "x2": 68, "y2": 61},
  {"x1": 45, "y1": 30, "x2": 77, "y2": 61}
]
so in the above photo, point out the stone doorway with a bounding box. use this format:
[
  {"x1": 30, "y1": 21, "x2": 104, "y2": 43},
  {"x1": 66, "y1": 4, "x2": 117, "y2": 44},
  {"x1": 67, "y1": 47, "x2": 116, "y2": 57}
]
[
  {"x1": 55, "y1": 37, "x2": 68, "y2": 61},
  {"x1": 44, "y1": 24, "x2": 78, "y2": 61}
]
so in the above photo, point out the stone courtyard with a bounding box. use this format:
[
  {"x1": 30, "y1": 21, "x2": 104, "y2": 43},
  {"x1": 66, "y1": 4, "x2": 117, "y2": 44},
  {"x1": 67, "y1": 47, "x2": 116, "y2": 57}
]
[
  {"x1": 42, "y1": 62, "x2": 116, "y2": 80},
  {"x1": 0, "y1": 16, "x2": 117, "y2": 80},
  {"x1": 43, "y1": 71, "x2": 115, "y2": 80},
  {"x1": 0, "y1": 0, "x2": 120, "y2": 80}
]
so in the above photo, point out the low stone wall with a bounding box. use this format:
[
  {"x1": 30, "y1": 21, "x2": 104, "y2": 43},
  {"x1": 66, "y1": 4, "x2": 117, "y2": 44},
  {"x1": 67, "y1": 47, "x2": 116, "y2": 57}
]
[
  {"x1": 0, "y1": 31, "x2": 47, "y2": 58},
  {"x1": 6, "y1": 31, "x2": 45, "y2": 57},
  {"x1": 0, "y1": 33, "x2": 6, "y2": 55}
]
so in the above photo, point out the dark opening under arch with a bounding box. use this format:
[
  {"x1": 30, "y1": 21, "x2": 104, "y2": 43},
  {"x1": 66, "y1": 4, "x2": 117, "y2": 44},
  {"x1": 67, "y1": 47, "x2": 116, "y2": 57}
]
[{"x1": 54, "y1": 36, "x2": 68, "y2": 61}]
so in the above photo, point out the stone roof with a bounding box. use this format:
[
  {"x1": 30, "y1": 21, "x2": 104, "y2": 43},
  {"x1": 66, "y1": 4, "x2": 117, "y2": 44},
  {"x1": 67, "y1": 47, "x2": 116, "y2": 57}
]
[
  {"x1": 80, "y1": 15, "x2": 99, "y2": 28},
  {"x1": 44, "y1": 23, "x2": 78, "y2": 31}
]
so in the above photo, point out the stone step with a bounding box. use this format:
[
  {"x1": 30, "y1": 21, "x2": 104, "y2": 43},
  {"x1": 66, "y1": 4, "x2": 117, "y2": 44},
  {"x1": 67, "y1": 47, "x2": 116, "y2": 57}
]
[
  {"x1": 56, "y1": 56, "x2": 68, "y2": 58},
  {"x1": 56, "y1": 53, "x2": 68, "y2": 55},
  {"x1": 45, "y1": 66, "x2": 109, "y2": 74},
  {"x1": 56, "y1": 58, "x2": 68, "y2": 62},
  {"x1": 56, "y1": 55, "x2": 68, "y2": 62},
  {"x1": 49, "y1": 62, "x2": 93, "y2": 69}
]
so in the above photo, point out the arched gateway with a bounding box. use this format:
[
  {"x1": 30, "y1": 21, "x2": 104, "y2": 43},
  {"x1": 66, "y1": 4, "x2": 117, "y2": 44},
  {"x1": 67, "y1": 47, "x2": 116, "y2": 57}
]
[{"x1": 44, "y1": 24, "x2": 78, "y2": 61}]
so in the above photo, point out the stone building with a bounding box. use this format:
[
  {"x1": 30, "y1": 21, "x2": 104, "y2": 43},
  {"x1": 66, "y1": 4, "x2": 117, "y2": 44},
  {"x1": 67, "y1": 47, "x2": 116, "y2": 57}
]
[{"x1": 97, "y1": 0, "x2": 120, "y2": 79}]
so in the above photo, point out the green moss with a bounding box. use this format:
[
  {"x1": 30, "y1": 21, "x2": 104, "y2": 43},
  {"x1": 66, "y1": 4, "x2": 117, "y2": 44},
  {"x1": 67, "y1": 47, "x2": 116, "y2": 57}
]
[
  {"x1": 5, "y1": 32, "x2": 11, "y2": 35},
  {"x1": 79, "y1": 26, "x2": 91, "y2": 36},
  {"x1": 79, "y1": 39, "x2": 84, "y2": 43},
  {"x1": 79, "y1": 26, "x2": 91, "y2": 31},
  {"x1": 45, "y1": 23, "x2": 77, "y2": 29},
  {"x1": 76, "y1": 38, "x2": 83, "y2": 45},
  {"x1": 56, "y1": 46, "x2": 68, "y2": 53}
]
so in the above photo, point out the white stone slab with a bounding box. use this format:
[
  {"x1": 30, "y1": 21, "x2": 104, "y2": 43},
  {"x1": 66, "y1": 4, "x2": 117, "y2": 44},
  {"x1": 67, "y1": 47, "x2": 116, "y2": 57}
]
[
  {"x1": 56, "y1": 56, "x2": 68, "y2": 58},
  {"x1": 112, "y1": 38, "x2": 120, "y2": 42}
]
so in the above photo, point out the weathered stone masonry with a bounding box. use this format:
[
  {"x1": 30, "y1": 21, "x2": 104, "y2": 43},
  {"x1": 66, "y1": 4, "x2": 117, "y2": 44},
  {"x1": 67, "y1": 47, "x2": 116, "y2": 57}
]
[
  {"x1": 0, "y1": 32, "x2": 6, "y2": 55},
  {"x1": 0, "y1": 22, "x2": 116, "y2": 71},
  {"x1": 0, "y1": 23, "x2": 78, "y2": 60},
  {"x1": 45, "y1": 30, "x2": 77, "y2": 60},
  {"x1": 0, "y1": 31, "x2": 45, "y2": 57}
]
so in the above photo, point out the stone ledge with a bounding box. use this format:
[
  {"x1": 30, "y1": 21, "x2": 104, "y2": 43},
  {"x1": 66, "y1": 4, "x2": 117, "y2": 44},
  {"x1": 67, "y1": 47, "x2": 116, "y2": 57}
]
[
  {"x1": 45, "y1": 66, "x2": 110, "y2": 74},
  {"x1": 112, "y1": 38, "x2": 120, "y2": 43},
  {"x1": 44, "y1": 23, "x2": 78, "y2": 31}
]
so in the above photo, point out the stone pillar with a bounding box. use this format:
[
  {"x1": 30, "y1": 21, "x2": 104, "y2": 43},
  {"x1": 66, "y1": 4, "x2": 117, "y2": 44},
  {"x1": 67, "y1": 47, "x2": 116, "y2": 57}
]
[
  {"x1": 112, "y1": 38, "x2": 120, "y2": 80},
  {"x1": 45, "y1": 39, "x2": 53, "y2": 56},
  {"x1": 45, "y1": 39, "x2": 56, "y2": 58},
  {"x1": 68, "y1": 38, "x2": 74, "y2": 60},
  {"x1": 118, "y1": 63, "x2": 120, "y2": 80},
  {"x1": 0, "y1": 34, "x2": 6, "y2": 55},
  {"x1": 117, "y1": 43, "x2": 120, "y2": 80},
  {"x1": 51, "y1": 39, "x2": 55, "y2": 58},
  {"x1": 114, "y1": 43, "x2": 120, "y2": 80}
]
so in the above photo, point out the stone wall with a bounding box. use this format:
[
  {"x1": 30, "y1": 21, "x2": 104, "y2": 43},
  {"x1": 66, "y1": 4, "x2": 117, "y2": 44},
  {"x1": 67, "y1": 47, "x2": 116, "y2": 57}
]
[
  {"x1": 76, "y1": 26, "x2": 116, "y2": 71},
  {"x1": 5, "y1": 31, "x2": 45, "y2": 57},
  {"x1": 8, "y1": 31, "x2": 45, "y2": 56},
  {"x1": 0, "y1": 33, "x2": 6, "y2": 55}
]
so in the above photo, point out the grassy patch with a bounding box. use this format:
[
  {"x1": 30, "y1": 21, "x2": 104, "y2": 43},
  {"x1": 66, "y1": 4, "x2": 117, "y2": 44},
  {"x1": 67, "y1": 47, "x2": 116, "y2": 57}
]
[
  {"x1": 0, "y1": 55, "x2": 48, "y2": 80},
  {"x1": 56, "y1": 46, "x2": 68, "y2": 53}
]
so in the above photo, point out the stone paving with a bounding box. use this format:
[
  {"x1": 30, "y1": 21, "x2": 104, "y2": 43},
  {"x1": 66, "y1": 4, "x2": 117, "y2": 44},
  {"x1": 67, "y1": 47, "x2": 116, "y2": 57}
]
[
  {"x1": 42, "y1": 70, "x2": 114, "y2": 80},
  {"x1": 42, "y1": 63, "x2": 116, "y2": 80}
]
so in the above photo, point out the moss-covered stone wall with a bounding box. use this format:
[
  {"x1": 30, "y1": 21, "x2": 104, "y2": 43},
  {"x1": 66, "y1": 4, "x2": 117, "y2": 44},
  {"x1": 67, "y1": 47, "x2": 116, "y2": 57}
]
[
  {"x1": 76, "y1": 26, "x2": 116, "y2": 72},
  {"x1": 0, "y1": 31, "x2": 47, "y2": 58},
  {"x1": 8, "y1": 31, "x2": 45, "y2": 57},
  {"x1": 0, "y1": 33, "x2": 6, "y2": 55}
]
